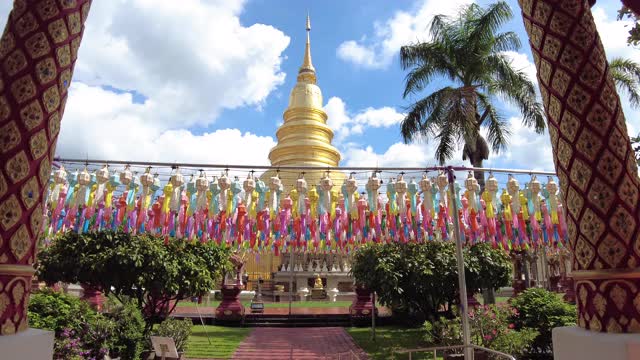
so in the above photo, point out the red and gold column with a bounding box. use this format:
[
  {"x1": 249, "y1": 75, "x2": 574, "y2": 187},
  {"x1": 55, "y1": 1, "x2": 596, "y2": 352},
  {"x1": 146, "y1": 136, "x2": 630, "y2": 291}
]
[
  {"x1": 518, "y1": 0, "x2": 640, "y2": 333},
  {"x1": 0, "y1": 0, "x2": 91, "y2": 335}
]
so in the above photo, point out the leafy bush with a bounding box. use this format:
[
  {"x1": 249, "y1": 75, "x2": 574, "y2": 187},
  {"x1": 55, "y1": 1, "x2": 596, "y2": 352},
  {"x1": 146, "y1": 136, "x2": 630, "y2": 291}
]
[
  {"x1": 351, "y1": 242, "x2": 512, "y2": 321},
  {"x1": 38, "y1": 231, "x2": 232, "y2": 332},
  {"x1": 425, "y1": 304, "x2": 538, "y2": 359},
  {"x1": 469, "y1": 304, "x2": 538, "y2": 358},
  {"x1": 53, "y1": 328, "x2": 85, "y2": 360},
  {"x1": 510, "y1": 288, "x2": 576, "y2": 359},
  {"x1": 80, "y1": 316, "x2": 114, "y2": 359},
  {"x1": 103, "y1": 297, "x2": 145, "y2": 360},
  {"x1": 29, "y1": 289, "x2": 111, "y2": 359},
  {"x1": 29, "y1": 288, "x2": 98, "y2": 334},
  {"x1": 352, "y1": 241, "x2": 459, "y2": 322},
  {"x1": 151, "y1": 318, "x2": 193, "y2": 354}
]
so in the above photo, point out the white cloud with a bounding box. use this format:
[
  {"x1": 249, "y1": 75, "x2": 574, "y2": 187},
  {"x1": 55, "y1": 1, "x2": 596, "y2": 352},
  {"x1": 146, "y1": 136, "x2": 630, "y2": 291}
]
[
  {"x1": 0, "y1": 0, "x2": 287, "y2": 163},
  {"x1": 502, "y1": 51, "x2": 538, "y2": 85},
  {"x1": 71, "y1": 0, "x2": 290, "y2": 128},
  {"x1": 343, "y1": 140, "x2": 464, "y2": 169},
  {"x1": 590, "y1": 5, "x2": 640, "y2": 136},
  {"x1": 0, "y1": 0, "x2": 290, "y2": 130},
  {"x1": 336, "y1": 41, "x2": 379, "y2": 68},
  {"x1": 592, "y1": 6, "x2": 640, "y2": 62},
  {"x1": 337, "y1": 0, "x2": 473, "y2": 69},
  {"x1": 324, "y1": 97, "x2": 404, "y2": 141},
  {"x1": 57, "y1": 83, "x2": 276, "y2": 164},
  {"x1": 483, "y1": 117, "x2": 554, "y2": 171}
]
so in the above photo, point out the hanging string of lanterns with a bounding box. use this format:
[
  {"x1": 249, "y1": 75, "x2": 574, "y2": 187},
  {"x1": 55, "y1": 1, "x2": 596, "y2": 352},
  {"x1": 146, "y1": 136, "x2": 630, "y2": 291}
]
[{"x1": 44, "y1": 165, "x2": 568, "y2": 254}]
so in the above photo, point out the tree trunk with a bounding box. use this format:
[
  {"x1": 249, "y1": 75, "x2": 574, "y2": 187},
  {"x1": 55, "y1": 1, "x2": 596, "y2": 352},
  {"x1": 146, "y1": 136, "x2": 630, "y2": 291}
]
[
  {"x1": 0, "y1": 1, "x2": 92, "y2": 336},
  {"x1": 471, "y1": 158, "x2": 486, "y2": 191}
]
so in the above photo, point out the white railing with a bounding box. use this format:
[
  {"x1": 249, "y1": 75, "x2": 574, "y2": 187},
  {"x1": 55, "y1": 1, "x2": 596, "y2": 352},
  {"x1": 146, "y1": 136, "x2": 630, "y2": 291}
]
[
  {"x1": 394, "y1": 344, "x2": 516, "y2": 360},
  {"x1": 324, "y1": 349, "x2": 361, "y2": 360}
]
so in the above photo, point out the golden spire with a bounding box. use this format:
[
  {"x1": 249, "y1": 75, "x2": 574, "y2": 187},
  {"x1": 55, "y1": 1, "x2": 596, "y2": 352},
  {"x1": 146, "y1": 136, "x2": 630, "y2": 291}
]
[
  {"x1": 298, "y1": 13, "x2": 316, "y2": 84},
  {"x1": 262, "y1": 13, "x2": 344, "y2": 190}
]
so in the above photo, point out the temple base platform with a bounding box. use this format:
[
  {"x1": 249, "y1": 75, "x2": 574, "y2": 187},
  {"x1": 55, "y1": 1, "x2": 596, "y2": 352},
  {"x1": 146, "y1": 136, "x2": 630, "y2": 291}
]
[
  {"x1": 553, "y1": 326, "x2": 640, "y2": 360},
  {"x1": 0, "y1": 328, "x2": 54, "y2": 360}
]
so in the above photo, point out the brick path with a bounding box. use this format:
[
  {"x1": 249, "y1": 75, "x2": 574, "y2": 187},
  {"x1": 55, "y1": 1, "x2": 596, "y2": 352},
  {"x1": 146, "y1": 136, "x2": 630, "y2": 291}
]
[
  {"x1": 230, "y1": 327, "x2": 368, "y2": 359},
  {"x1": 173, "y1": 306, "x2": 351, "y2": 316}
]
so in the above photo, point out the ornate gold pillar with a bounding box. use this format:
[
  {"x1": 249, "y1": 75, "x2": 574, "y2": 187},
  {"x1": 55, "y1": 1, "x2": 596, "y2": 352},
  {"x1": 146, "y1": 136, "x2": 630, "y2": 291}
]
[
  {"x1": 0, "y1": 0, "x2": 91, "y2": 335},
  {"x1": 518, "y1": 0, "x2": 640, "y2": 332}
]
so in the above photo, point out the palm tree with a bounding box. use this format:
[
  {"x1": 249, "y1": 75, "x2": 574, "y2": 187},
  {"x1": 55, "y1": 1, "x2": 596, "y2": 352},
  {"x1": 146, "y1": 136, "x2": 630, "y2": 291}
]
[
  {"x1": 609, "y1": 57, "x2": 640, "y2": 109},
  {"x1": 399, "y1": 1, "x2": 545, "y2": 188}
]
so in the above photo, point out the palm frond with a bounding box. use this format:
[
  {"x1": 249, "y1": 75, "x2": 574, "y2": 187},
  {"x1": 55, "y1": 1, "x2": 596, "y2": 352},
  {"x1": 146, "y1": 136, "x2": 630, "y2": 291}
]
[
  {"x1": 468, "y1": 1, "x2": 513, "y2": 49},
  {"x1": 491, "y1": 31, "x2": 521, "y2": 53},
  {"x1": 429, "y1": 14, "x2": 452, "y2": 44},
  {"x1": 609, "y1": 56, "x2": 640, "y2": 109},
  {"x1": 435, "y1": 118, "x2": 458, "y2": 165},
  {"x1": 400, "y1": 42, "x2": 459, "y2": 97},
  {"x1": 401, "y1": 87, "x2": 454, "y2": 142},
  {"x1": 477, "y1": 93, "x2": 511, "y2": 153},
  {"x1": 485, "y1": 54, "x2": 545, "y2": 133}
]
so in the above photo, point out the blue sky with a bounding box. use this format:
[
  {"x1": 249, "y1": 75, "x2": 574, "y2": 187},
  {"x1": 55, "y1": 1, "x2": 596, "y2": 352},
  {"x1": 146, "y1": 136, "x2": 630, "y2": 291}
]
[{"x1": 0, "y1": 0, "x2": 637, "y2": 175}]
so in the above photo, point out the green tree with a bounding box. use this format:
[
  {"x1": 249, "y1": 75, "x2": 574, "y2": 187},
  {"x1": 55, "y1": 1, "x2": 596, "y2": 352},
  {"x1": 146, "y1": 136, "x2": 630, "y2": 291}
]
[
  {"x1": 37, "y1": 231, "x2": 232, "y2": 333},
  {"x1": 609, "y1": 57, "x2": 640, "y2": 109},
  {"x1": 351, "y1": 242, "x2": 511, "y2": 323},
  {"x1": 617, "y1": 5, "x2": 640, "y2": 46},
  {"x1": 399, "y1": 1, "x2": 544, "y2": 188},
  {"x1": 511, "y1": 288, "x2": 576, "y2": 359},
  {"x1": 465, "y1": 242, "x2": 512, "y2": 303},
  {"x1": 631, "y1": 133, "x2": 640, "y2": 165}
]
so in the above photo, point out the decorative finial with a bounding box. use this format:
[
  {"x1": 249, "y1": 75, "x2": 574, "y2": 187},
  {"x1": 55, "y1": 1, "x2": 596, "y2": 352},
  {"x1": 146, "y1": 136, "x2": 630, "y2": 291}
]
[{"x1": 298, "y1": 12, "x2": 316, "y2": 83}]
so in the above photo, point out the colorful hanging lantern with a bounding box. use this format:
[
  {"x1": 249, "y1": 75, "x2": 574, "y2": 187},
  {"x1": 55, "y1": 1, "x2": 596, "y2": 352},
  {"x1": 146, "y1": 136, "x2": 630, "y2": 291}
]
[{"x1": 366, "y1": 172, "x2": 381, "y2": 212}]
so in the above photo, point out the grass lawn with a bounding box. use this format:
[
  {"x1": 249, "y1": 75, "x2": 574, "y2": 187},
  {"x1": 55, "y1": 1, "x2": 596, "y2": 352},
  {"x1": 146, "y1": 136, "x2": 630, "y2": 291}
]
[
  {"x1": 186, "y1": 325, "x2": 251, "y2": 359},
  {"x1": 177, "y1": 300, "x2": 353, "y2": 308},
  {"x1": 347, "y1": 326, "x2": 443, "y2": 360}
]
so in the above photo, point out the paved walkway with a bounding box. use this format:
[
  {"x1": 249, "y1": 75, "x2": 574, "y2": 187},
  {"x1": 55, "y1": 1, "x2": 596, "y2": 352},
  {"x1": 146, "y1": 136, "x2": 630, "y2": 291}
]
[
  {"x1": 230, "y1": 327, "x2": 368, "y2": 359},
  {"x1": 174, "y1": 306, "x2": 352, "y2": 316}
]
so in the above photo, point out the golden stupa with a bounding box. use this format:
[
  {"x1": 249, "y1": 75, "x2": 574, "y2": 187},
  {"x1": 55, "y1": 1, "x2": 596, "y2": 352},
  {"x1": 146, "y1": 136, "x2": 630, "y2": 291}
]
[{"x1": 261, "y1": 15, "x2": 346, "y2": 192}]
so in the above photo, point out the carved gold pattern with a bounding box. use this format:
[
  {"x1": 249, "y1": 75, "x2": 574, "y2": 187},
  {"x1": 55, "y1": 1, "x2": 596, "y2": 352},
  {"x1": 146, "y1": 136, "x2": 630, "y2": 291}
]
[
  {"x1": 4, "y1": 49, "x2": 28, "y2": 76},
  {"x1": 609, "y1": 206, "x2": 635, "y2": 244},
  {"x1": 609, "y1": 285, "x2": 627, "y2": 311},
  {"x1": 569, "y1": 158, "x2": 591, "y2": 192},
  {"x1": 28, "y1": 129, "x2": 47, "y2": 160},
  {"x1": 9, "y1": 225, "x2": 31, "y2": 262},
  {"x1": 0, "y1": 293, "x2": 8, "y2": 316},
  {"x1": 1, "y1": 319, "x2": 14, "y2": 335},
  {"x1": 597, "y1": 235, "x2": 626, "y2": 268},
  {"x1": 24, "y1": 32, "x2": 50, "y2": 59},
  {"x1": 593, "y1": 293, "x2": 606, "y2": 317},
  {"x1": 20, "y1": 99, "x2": 44, "y2": 130},
  {"x1": 0, "y1": 121, "x2": 21, "y2": 154},
  {"x1": 38, "y1": 156, "x2": 51, "y2": 187},
  {"x1": 518, "y1": 0, "x2": 640, "y2": 333},
  {"x1": 589, "y1": 317, "x2": 602, "y2": 332},
  {"x1": 579, "y1": 208, "x2": 604, "y2": 244},
  {"x1": 0, "y1": 195, "x2": 22, "y2": 231},
  {"x1": 30, "y1": 204, "x2": 43, "y2": 238},
  {"x1": 606, "y1": 318, "x2": 622, "y2": 333},
  {"x1": 5, "y1": 151, "x2": 30, "y2": 184},
  {"x1": 10, "y1": 74, "x2": 36, "y2": 104}
]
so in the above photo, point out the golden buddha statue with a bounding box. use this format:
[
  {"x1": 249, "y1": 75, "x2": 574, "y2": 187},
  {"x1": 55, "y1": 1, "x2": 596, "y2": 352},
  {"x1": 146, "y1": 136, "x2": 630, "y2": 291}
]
[{"x1": 314, "y1": 274, "x2": 324, "y2": 289}]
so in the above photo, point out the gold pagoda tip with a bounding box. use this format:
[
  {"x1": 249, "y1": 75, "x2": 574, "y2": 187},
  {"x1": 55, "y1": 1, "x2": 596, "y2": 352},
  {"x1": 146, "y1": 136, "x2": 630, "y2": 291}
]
[{"x1": 298, "y1": 12, "x2": 316, "y2": 82}]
